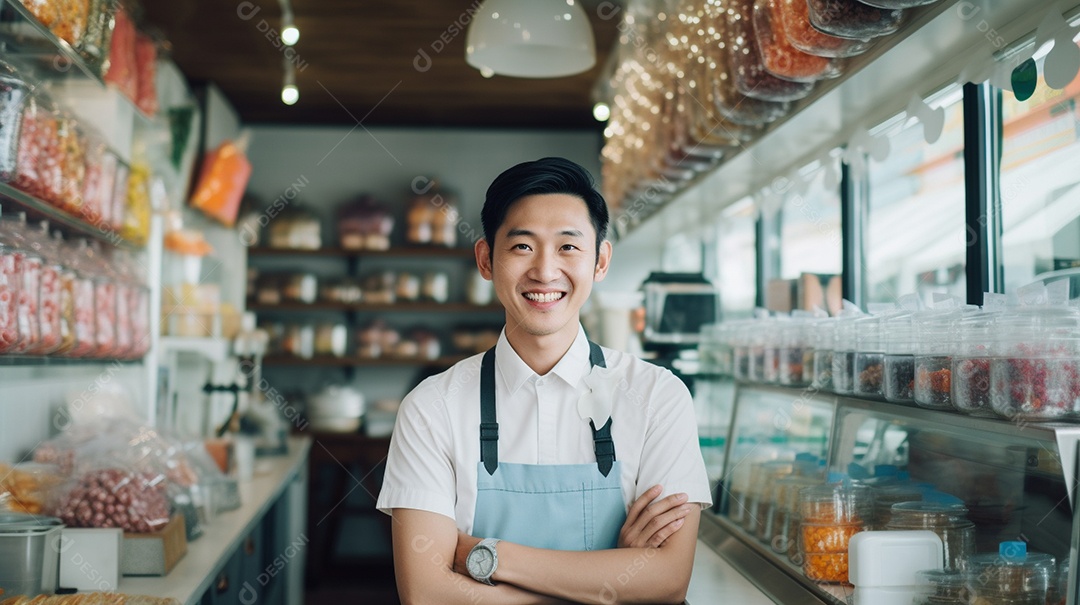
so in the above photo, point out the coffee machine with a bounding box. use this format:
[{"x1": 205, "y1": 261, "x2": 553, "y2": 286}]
[{"x1": 639, "y1": 272, "x2": 720, "y2": 387}]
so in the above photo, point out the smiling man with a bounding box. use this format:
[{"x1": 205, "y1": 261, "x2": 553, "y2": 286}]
[{"x1": 377, "y1": 157, "x2": 712, "y2": 604}]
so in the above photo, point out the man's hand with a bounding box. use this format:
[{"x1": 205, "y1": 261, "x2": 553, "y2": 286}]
[
  {"x1": 618, "y1": 485, "x2": 691, "y2": 548},
  {"x1": 454, "y1": 531, "x2": 483, "y2": 576}
]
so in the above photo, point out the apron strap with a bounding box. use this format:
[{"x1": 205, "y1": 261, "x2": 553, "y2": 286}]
[
  {"x1": 480, "y1": 347, "x2": 499, "y2": 476},
  {"x1": 479, "y1": 341, "x2": 615, "y2": 476}
]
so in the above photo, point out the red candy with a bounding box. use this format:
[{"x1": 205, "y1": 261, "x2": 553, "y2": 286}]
[{"x1": 53, "y1": 468, "x2": 170, "y2": 533}]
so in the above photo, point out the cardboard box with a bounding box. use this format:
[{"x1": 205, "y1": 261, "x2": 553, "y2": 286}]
[
  {"x1": 59, "y1": 527, "x2": 122, "y2": 592},
  {"x1": 120, "y1": 514, "x2": 187, "y2": 576},
  {"x1": 765, "y1": 279, "x2": 797, "y2": 313}
]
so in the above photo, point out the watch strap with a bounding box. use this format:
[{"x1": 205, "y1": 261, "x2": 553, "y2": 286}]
[{"x1": 470, "y1": 538, "x2": 500, "y2": 585}]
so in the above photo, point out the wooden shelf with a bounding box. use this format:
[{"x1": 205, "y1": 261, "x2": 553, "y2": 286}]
[
  {"x1": 0, "y1": 182, "x2": 139, "y2": 249},
  {"x1": 247, "y1": 301, "x2": 502, "y2": 313},
  {"x1": 246, "y1": 246, "x2": 476, "y2": 259},
  {"x1": 263, "y1": 354, "x2": 469, "y2": 367}
]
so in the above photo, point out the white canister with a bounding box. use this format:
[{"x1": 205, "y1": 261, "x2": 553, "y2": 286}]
[{"x1": 849, "y1": 530, "x2": 944, "y2": 605}]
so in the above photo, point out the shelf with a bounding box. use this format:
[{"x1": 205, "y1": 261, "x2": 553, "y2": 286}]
[
  {"x1": 0, "y1": 182, "x2": 138, "y2": 249},
  {"x1": 0, "y1": 354, "x2": 141, "y2": 366},
  {"x1": 263, "y1": 354, "x2": 469, "y2": 367},
  {"x1": 247, "y1": 301, "x2": 503, "y2": 313},
  {"x1": 160, "y1": 336, "x2": 231, "y2": 363},
  {"x1": 246, "y1": 246, "x2": 476, "y2": 259}
]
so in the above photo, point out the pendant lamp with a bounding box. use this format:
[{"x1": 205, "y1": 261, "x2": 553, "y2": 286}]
[{"x1": 466, "y1": 0, "x2": 596, "y2": 78}]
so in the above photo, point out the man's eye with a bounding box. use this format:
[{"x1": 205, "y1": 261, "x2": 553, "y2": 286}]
[
  {"x1": 513, "y1": 243, "x2": 531, "y2": 251},
  {"x1": 561, "y1": 244, "x2": 579, "y2": 251}
]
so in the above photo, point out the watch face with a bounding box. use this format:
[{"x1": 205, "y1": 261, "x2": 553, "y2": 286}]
[{"x1": 468, "y1": 547, "x2": 494, "y2": 577}]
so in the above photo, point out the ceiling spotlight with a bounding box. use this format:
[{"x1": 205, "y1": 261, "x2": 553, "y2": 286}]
[
  {"x1": 280, "y1": 1, "x2": 299, "y2": 46},
  {"x1": 593, "y1": 102, "x2": 611, "y2": 121},
  {"x1": 281, "y1": 60, "x2": 298, "y2": 105},
  {"x1": 480, "y1": 67, "x2": 495, "y2": 78}
]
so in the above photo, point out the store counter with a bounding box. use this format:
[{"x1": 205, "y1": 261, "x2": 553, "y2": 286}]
[
  {"x1": 687, "y1": 540, "x2": 775, "y2": 604},
  {"x1": 119, "y1": 436, "x2": 311, "y2": 605}
]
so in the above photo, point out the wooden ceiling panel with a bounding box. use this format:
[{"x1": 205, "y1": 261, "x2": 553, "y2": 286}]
[{"x1": 144, "y1": 1, "x2": 620, "y2": 129}]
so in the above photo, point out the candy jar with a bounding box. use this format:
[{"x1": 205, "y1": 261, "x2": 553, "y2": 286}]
[
  {"x1": 990, "y1": 306, "x2": 1080, "y2": 421},
  {"x1": 778, "y1": 0, "x2": 874, "y2": 57},
  {"x1": 85, "y1": 241, "x2": 117, "y2": 357},
  {"x1": 25, "y1": 221, "x2": 63, "y2": 355},
  {"x1": 811, "y1": 318, "x2": 836, "y2": 390},
  {"x1": 798, "y1": 480, "x2": 872, "y2": 583},
  {"x1": 832, "y1": 314, "x2": 861, "y2": 395},
  {"x1": 61, "y1": 239, "x2": 97, "y2": 358},
  {"x1": 0, "y1": 211, "x2": 42, "y2": 354},
  {"x1": 37, "y1": 95, "x2": 64, "y2": 208},
  {"x1": 854, "y1": 314, "x2": 886, "y2": 398},
  {"x1": 966, "y1": 542, "x2": 1055, "y2": 605},
  {"x1": 885, "y1": 502, "x2": 975, "y2": 570},
  {"x1": 913, "y1": 569, "x2": 971, "y2": 605},
  {"x1": 109, "y1": 248, "x2": 135, "y2": 357},
  {"x1": 914, "y1": 308, "x2": 967, "y2": 410},
  {"x1": 754, "y1": 0, "x2": 842, "y2": 82},
  {"x1": 859, "y1": 0, "x2": 941, "y2": 9},
  {"x1": 0, "y1": 60, "x2": 32, "y2": 184},
  {"x1": 0, "y1": 208, "x2": 22, "y2": 354},
  {"x1": 951, "y1": 309, "x2": 998, "y2": 417},
  {"x1": 57, "y1": 110, "x2": 87, "y2": 216},
  {"x1": 779, "y1": 316, "x2": 811, "y2": 387},
  {"x1": 728, "y1": 0, "x2": 816, "y2": 102},
  {"x1": 49, "y1": 232, "x2": 77, "y2": 356},
  {"x1": 882, "y1": 312, "x2": 916, "y2": 403},
  {"x1": 13, "y1": 90, "x2": 50, "y2": 199},
  {"x1": 806, "y1": 0, "x2": 905, "y2": 40}
]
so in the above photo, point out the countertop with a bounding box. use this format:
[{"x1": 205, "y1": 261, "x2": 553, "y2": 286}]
[
  {"x1": 119, "y1": 436, "x2": 311, "y2": 605},
  {"x1": 687, "y1": 541, "x2": 776, "y2": 605}
]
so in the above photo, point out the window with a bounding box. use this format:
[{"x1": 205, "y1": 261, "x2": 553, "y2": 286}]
[
  {"x1": 662, "y1": 232, "x2": 703, "y2": 273},
  {"x1": 715, "y1": 197, "x2": 757, "y2": 319},
  {"x1": 998, "y1": 37, "x2": 1080, "y2": 294},
  {"x1": 779, "y1": 156, "x2": 842, "y2": 279},
  {"x1": 865, "y1": 87, "x2": 967, "y2": 305}
]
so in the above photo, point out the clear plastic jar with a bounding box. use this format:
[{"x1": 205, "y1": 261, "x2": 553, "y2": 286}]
[
  {"x1": 806, "y1": 0, "x2": 905, "y2": 40},
  {"x1": 0, "y1": 211, "x2": 22, "y2": 353},
  {"x1": 704, "y1": 0, "x2": 792, "y2": 126},
  {"x1": 779, "y1": 316, "x2": 812, "y2": 387},
  {"x1": 966, "y1": 542, "x2": 1055, "y2": 605},
  {"x1": 733, "y1": 322, "x2": 752, "y2": 380},
  {"x1": 763, "y1": 319, "x2": 783, "y2": 384},
  {"x1": 1050, "y1": 557, "x2": 1069, "y2": 605},
  {"x1": 832, "y1": 315, "x2": 860, "y2": 395},
  {"x1": 749, "y1": 325, "x2": 768, "y2": 383},
  {"x1": 0, "y1": 61, "x2": 32, "y2": 184},
  {"x1": 883, "y1": 312, "x2": 916, "y2": 403},
  {"x1": 854, "y1": 315, "x2": 885, "y2": 398},
  {"x1": 778, "y1": 0, "x2": 874, "y2": 57},
  {"x1": 61, "y1": 239, "x2": 97, "y2": 358},
  {"x1": 812, "y1": 319, "x2": 836, "y2": 390},
  {"x1": 24, "y1": 221, "x2": 63, "y2": 355},
  {"x1": 860, "y1": 0, "x2": 941, "y2": 9},
  {"x1": 755, "y1": 0, "x2": 842, "y2": 82},
  {"x1": 747, "y1": 459, "x2": 794, "y2": 537},
  {"x1": 12, "y1": 91, "x2": 52, "y2": 200},
  {"x1": 869, "y1": 483, "x2": 922, "y2": 529},
  {"x1": 951, "y1": 309, "x2": 998, "y2": 417},
  {"x1": 85, "y1": 241, "x2": 117, "y2": 357},
  {"x1": 0, "y1": 212, "x2": 42, "y2": 354},
  {"x1": 728, "y1": 0, "x2": 816, "y2": 102},
  {"x1": 798, "y1": 481, "x2": 871, "y2": 583},
  {"x1": 914, "y1": 569, "x2": 970, "y2": 605},
  {"x1": 770, "y1": 475, "x2": 822, "y2": 557},
  {"x1": 885, "y1": 502, "x2": 975, "y2": 570},
  {"x1": 110, "y1": 159, "x2": 130, "y2": 232},
  {"x1": 57, "y1": 111, "x2": 86, "y2": 215},
  {"x1": 990, "y1": 307, "x2": 1080, "y2": 421},
  {"x1": 914, "y1": 308, "x2": 968, "y2": 410}
]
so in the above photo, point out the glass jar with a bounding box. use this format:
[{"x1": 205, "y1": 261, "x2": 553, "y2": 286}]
[
  {"x1": 0, "y1": 209, "x2": 22, "y2": 354},
  {"x1": 755, "y1": 0, "x2": 842, "y2": 83},
  {"x1": 78, "y1": 0, "x2": 117, "y2": 70},
  {"x1": 12, "y1": 91, "x2": 52, "y2": 200},
  {"x1": 749, "y1": 322, "x2": 768, "y2": 383},
  {"x1": 770, "y1": 475, "x2": 822, "y2": 558},
  {"x1": 314, "y1": 323, "x2": 348, "y2": 357},
  {"x1": 806, "y1": 0, "x2": 905, "y2": 40},
  {"x1": 0, "y1": 212, "x2": 42, "y2": 354},
  {"x1": 989, "y1": 307, "x2": 1080, "y2": 421},
  {"x1": 86, "y1": 241, "x2": 118, "y2": 357},
  {"x1": 61, "y1": 239, "x2": 97, "y2": 358},
  {"x1": 1050, "y1": 557, "x2": 1069, "y2": 605},
  {"x1": 57, "y1": 111, "x2": 86, "y2": 215},
  {"x1": 832, "y1": 314, "x2": 861, "y2": 395},
  {"x1": 869, "y1": 483, "x2": 923, "y2": 529},
  {"x1": 798, "y1": 481, "x2": 871, "y2": 583},
  {"x1": 885, "y1": 502, "x2": 975, "y2": 570},
  {"x1": 0, "y1": 61, "x2": 32, "y2": 184},
  {"x1": 966, "y1": 542, "x2": 1055, "y2": 605},
  {"x1": 854, "y1": 314, "x2": 886, "y2": 398},
  {"x1": 109, "y1": 249, "x2": 135, "y2": 358},
  {"x1": 914, "y1": 569, "x2": 970, "y2": 605},
  {"x1": 24, "y1": 221, "x2": 62, "y2": 355},
  {"x1": 728, "y1": 0, "x2": 816, "y2": 102},
  {"x1": 951, "y1": 309, "x2": 998, "y2": 417},
  {"x1": 778, "y1": 0, "x2": 874, "y2": 57},
  {"x1": 422, "y1": 272, "x2": 449, "y2": 304},
  {"x1": 282, "y1": 273, "x2": 317, "y2": 304},
  {"x1": 282, "y1": 324, "x2": 315, "y2": 359},
  {"x1": 79, "y1": 126, "x2": 117, "y2": 227},
  {"x1": 779, "y1": 316, "x2": 812, "y2": 387},
  {"x1": 762, "y1": 319, "x2": 783, "y2": 384},
  {"x1": 700, "y1": 0, "x2": 792, "y2": 126},
  {"x1": 746, "y1": 459, "x2": 794, "y2": 536},
  {"x1": 812, "y1": 319, "x2": 836, "y2": 390},
  {"x1": 883, "y1": 312, "x2": 916, "y2": 403},
  {"x1": 109, "y1": 158, "x2": 130, "y2": 232},
  {"x1": 914, "y1": 308, "x2": 966, "y2": 410}
]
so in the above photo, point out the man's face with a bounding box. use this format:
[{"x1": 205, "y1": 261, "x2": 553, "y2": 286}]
[{"x1": 476, "y1": 193, "x2": 611, "y2": 342}]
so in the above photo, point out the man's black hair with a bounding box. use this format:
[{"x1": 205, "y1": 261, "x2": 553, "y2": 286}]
[{"x1": 480, "y1": 157, "x2": 609, "y2": 260}]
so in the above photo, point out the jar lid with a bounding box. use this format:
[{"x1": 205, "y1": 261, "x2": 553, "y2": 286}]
[{"x1": 966, "y1": 545, "x2": 1055, "y2": 595}]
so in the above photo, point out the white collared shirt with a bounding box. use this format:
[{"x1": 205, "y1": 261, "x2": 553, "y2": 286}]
[{"x1": 376, "y1": 325, "x2": 713, "y2": 533}]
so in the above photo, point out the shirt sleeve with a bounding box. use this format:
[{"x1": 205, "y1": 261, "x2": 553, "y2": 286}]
[
  {"x1": 636, "y1": 370, "x2": 714, "y2": 507},
  {"x1": 375, "y1": 380, "x2": 457, "y2": 520}
]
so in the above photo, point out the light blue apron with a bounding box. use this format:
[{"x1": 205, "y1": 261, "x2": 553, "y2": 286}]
[{"x1": 472, "y1": 341, "x2": 627, "y2": 551}]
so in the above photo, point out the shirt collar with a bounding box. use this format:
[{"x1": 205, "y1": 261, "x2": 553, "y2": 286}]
[{"x1": 495, "y1": 325, "x2": 592, "y2": 395}]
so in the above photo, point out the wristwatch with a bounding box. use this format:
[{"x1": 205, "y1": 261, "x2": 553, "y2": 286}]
[{"x1": 466, "y1": 538, "x2": 501, "y2": 585}]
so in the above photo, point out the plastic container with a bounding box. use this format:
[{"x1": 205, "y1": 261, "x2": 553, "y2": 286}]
[
  {"x1": 747, "y1": 459, "x2": 794, "y2": 537},
  {"x1": 951, "y1": 309, "x2": 998, "y2": 417},
  {"x1": 755, "y1": 0, "x2": 842, "y2": 82},
  {"x1": 869, "y1": 483, "x2": 923, "y2": 529},
  {"x1": 966, "y1": 542, "x2": 1055, "y2": 605},
  {"x1": 883, "y1": 313, "x2": 917, "y2": 403},
  {"x1": 0, "y1": 208, "x2": 22, "y2": 353},
  {"x1": 806, "y1": 0, "x2": 905, "y2": 40},
  {"x1": 914, "y1": 569, "x2": 971, "y2": 605},
  {"x1": 0, "y1": 212, "x2": 42, "y2": 354},
  {"x1": 832, "y1": 314, "x2": 861, "y2": 395},
  {"x1": 885, "y1": 502, "x2": 974, "y2": 570},
  {"x1": 812, "y1": 319, "x2": 836, "y2": 390},
  {"x1": 24, "y1": 221, "x2": 62, "y2": 355},
  {"x1": 855, "y1": 315, "x2": 886, "y2": 398},
  {"x1": 779, "y1": 316, "x2": 813, "y2": 387},
  {"x1": 0, "y1": 61, "x2": 32, "y2": 184},
  {"x1": 859, "y1": 0, "x2": 941, "y2": 8},
  {"x1": 849, "y1": 530, "x2": 945, "y2": 605},
  {"x1": 762, "y1": 319, "x2": 783, "y2": 384},
  {"x1": 1050, "y1": 557, "x2": 1069, "y2": 605},
  {"x1": 56, "y1": 111, "x2": 86, "y2": 215},
  {"x1": 989, "y1": 306, "x2": 1080, "y2": 421},
  {"x1": 749, "y1": 323, "x2": 768, "y2": 383},
  {"x1": 770, "y1": 475, "x2": 822, "y2": 557},
  {"x1": 914, "y1": 309, "x2": 967, "y2": 410},
  {"x1": 60, "y1": 239, "x2": 97, "y2": 358},
  {"x1": 733, "y1": 322, "x2": 752, "y2": 381},
  {"x1": 83, "y1": 241, "x2": 117, "y2": 357},
  {"x1": 778, "y1": 0, "x2": 874, "y2": 57},
  {"x1": 799, "y1": 481, "x2": 872, "y2": 583},
  {"x1": 729, "y1": 0, "x2": 816, "y2": 102}
]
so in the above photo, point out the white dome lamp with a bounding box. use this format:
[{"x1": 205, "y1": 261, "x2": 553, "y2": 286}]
[{"x1": 466, "y1": 0, "x2": 596, "y2": 78}]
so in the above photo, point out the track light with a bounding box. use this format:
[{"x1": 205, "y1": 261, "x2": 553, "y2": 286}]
[{"x1": 280, "y1": 1, "x2": 299, "y2": 46}]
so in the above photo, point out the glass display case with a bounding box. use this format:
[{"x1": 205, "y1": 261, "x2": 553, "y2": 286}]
[{"x1": 699, "y1": 383, "x2": 1080, "y2": 605}]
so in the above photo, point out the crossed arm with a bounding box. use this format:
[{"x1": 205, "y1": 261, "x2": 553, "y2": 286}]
[{"x1": 391, "y1": 487, "x2": 700, "y2": 605}]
